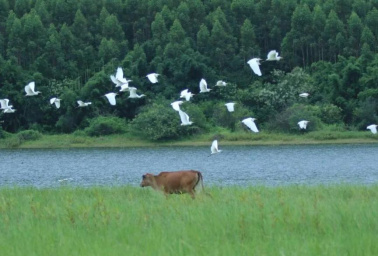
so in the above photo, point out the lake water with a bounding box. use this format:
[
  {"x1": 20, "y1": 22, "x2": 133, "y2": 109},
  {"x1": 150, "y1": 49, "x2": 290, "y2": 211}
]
[{"x1": 1, "y1": 144, "x2": 377, "y2": 188}]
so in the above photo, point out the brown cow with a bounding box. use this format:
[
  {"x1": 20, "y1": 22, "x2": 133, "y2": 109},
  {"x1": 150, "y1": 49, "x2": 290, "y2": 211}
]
[{"x1": 140, "y1": 170, "x2": 205, "y2": 199}]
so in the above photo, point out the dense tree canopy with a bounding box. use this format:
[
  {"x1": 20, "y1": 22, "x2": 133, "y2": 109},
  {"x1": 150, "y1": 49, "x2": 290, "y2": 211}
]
[{"x1": 0, "y1": 0, "x2": 377, "y2": 139}]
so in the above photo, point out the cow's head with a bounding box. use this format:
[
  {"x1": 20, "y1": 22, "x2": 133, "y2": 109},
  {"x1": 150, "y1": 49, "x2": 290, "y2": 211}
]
[{"x1": 140, "y1": 173, "x2": 154, "y2": 187}]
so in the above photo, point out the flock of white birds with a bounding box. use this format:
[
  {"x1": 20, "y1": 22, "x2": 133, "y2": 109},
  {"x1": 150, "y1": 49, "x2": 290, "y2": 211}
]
[{"x1": 1, "y1": 50, "x2": 377, "y2": 152}]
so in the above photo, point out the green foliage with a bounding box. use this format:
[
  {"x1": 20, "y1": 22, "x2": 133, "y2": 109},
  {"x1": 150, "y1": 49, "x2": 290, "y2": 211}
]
[
  {"x1": 84, "y1": 116, "x2": 127, "y2": 137},
  {"x1": 17, "y1": 129, "x2": 43, "y2": 141}
]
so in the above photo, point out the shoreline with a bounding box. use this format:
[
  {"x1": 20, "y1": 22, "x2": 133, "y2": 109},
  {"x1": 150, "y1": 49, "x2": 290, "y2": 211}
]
[{"x1": 1, "y1": 132, "x2": 377, "y2": 149}]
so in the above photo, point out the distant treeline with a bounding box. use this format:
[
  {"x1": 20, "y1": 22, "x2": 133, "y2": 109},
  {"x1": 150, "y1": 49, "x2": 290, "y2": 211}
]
[{"x1": 0, "y1": 0, "x2": 377, "y2": 140}]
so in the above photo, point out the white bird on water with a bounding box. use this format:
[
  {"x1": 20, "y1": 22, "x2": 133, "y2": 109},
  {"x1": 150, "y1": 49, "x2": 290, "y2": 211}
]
[
  {"x1": 242, "y1": 117, "x2": 259, "y2": 133},
  {"x1": 171, "y1": 101, "x2": 183, "y2": 112},
  {"x1": 180, "y1": 89, "x2": 194, "y2": 101},
  {"x1": 367, "y1": 124, "x2": 377, "y2": 134},
  {"x1": 178, "y1": 110, "x2": 193, "y2": 126},
  {"x1": 128, "y1": 87, "x2": 145, "y2": 98},
  {"x1": 77, "y1": 100, "x2": 92, "y2": 107},
  {"x1": 210, "y1": 139, "x2": 222, "y2": 155},
  {"x1": 50, "y1": 97, "x2": 61, "y2": 109},
  {"x1": 225, "y1": 102, "x2": 236, "y2": 112},
  {"x1": 25, "y1": 81, "x2": 41, "y2": 96},
  {"x1": 215, "y1": 80, "x2": 227, "y2": 86},
  {"x1": 199, "y1": 78, "x2": 211, "y2": 93},
  {"x1": 247, "y1": 58, "x2": 262, "y2": 76},
  {"x1": 266, "y1": 50, "x2": 282, "y2": 61},
  {"x1": 104, "y1": 92, "x2": 118, "y2": 105},
  {"x1": 146, "y1": 73, "x2": 159, "y2": 84},
  {"x1": 299, "y1": 93, "x2": 309, "y2": 98},
  {"x1": 298, "y1": 120, "x2": 309, "y2": 129},
  {"x1": 110, "y1": 67, "x2": 131, "y2": 87}
]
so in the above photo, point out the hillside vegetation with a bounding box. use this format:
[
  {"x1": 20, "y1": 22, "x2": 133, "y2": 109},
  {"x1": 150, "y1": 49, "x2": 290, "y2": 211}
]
[{"x1": 0, "y1": 0, "x2": 377, "y2": 141}]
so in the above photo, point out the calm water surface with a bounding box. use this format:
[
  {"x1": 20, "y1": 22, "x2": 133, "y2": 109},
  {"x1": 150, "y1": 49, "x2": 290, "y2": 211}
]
[{"x1": 1, "y1": 144, "x2": 377, "y2": 187}]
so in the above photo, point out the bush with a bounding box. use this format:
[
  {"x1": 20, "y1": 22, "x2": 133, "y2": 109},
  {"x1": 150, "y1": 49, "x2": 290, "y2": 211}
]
[
  {"x1": 267, "y1": 104, "x2": 323, "y2": 133},
  {"x1": 17, "y1": 130, "x2": 43, "y2": 141},
  {"x1": 84, "y1": 116, "x2": 127, "y2": 136}
]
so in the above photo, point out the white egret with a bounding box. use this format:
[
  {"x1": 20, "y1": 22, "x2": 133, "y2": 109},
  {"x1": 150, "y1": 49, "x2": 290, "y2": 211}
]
[
  {"x1": 25, "y1": 81, "x2": 41, "y2": 96},
  {"x1": 225, "y1": 102, "x2": 236, "y2": 112},
  {"x1": 77, "y1": 100, "x2": 92, "y2": 107},
  {"x1": 0, "y1": 99, "x2": 13, "y2": 110},
  {"x1": 119, "y1": 84, "x2": 130, "y2": 92},
  {"x1": 3, "y1": 108, "x2": 16, "y2": 113},
  {"x1": 266, "y1": 50, "x2": 282, "y2": 61},
  {"x1": 50, "y1": 97, "x2": 61, "y2": 109},
  {"x1": 299, "y1": 93, "x2": 309, "y2": 98},
  {"x1": 178, "y1": 110, "x2": 193, "y2": 126},
  {"x1": 128, "y1": 87, "x2": 145, "y2": 98},
  {"x1": 215, "y1": 80, "x2": 227, "y2": 86},
  {"x1": 171, "y1": 101, "x2": 183, "y2": 112},
  {"x1": 180, "y1": 89, "x2": 195, "y2": 101},
  {"x1": 210, "y1": 139, "x2": 222, "y2": 155},
  {"x1": 199, "y1": 78, "x2": 211, "y2": 93},
  {"x1": 104, "y1": 92, "x2": 118, "y2": 105},
  {"x1": 110, "y1": 67, "x2": 131, "y2": 87},
  {"x1": 242, "y1": 117, "x2": 259, "y2": 133},
  {"x1": 146, "y1": 73, "x2": 159, "y2": 83},
  {"x1": 247, "y1": 58, "x2": 262, "y2": 76},
  {"x1": 367, "y1": 124, "x2": 377, "y2": 134},
  {"x1": 298, "y1": 120, "x2": 309, "y2": 129}
]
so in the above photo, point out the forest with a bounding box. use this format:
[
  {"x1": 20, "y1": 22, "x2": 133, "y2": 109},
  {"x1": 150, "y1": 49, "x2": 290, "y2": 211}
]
[{"x1": 0, "y1": 0, "x2": 378, "y2": 141}]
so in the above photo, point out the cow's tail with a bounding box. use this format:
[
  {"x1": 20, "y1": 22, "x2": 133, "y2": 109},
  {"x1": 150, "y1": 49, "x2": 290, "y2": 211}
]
[{"x1": 196, "y1": 171, "x2": 212, "y2": 198}]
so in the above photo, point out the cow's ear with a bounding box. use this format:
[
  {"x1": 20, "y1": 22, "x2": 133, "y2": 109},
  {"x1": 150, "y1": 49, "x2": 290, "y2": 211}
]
[{"x1": 142, "y1": 175, "x2": 146, "y2": 179}]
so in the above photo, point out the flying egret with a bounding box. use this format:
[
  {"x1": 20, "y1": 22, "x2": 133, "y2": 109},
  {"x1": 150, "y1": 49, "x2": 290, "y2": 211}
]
[
  {"x1": 242, "y1": 117, "x2": 259, "y2": 133},
  {"x1": 180, "y1": 89, "x2": 195, "y2": 101},
  {"x1": 266, "y1": 50, "x2": 282, "y2": 61},
  {"x1": 110, "y1": 67, "x2": 131, "y2": 87},
  {"x1": 77, "y1": 100, "x2": 92, "y2": 107},
  {"x1": 210, "y1": 139, "x2": 222, "y2": 155},
  {"x1": 171, "y1": 101, "x2": 183, "y2": 112},
  {"x1": 146, "y1": 73, "x2": 159, "y2": 83},
  {"x1": 215, "y1": 80, "x2": 227, "y2": 86},
  {"x1": 199, "y1": 78, "x2": 211, "y2": 93},
  {"x1": 178, "y1": 110, "x2": 193, "y2": 126},
  {"x1": 299, "y1": 93, "x2": 309, "y2": 98},
  {"x1": 128, "y1": 87, "x2": 145, "y2": 98},
  {"x1": 104, "y1": 92, "x2": 118, "y2": 105},
  {"x1": 367, "y1": 124, "x2": 378, "y2": 134},
  {"x1": 119, "y1": 84, "x2": 130, "y2": 92},
  {"x1": 50, "y1": 97, "x2": 61, "y2": 109},
  {"x1": 225, "y1": 102, "x2": 236, "y2": 112},
  {"x1": 247, "y1": 58, "x2": 262, "y2": 76},
  {"x1": 298, "y1": 120, "x2": 309, "y2": 129},
  {"x1": 25, "y1": 81, "x2": 41, "y2": 96},
  {"x1": 3, "y1": 108, "x2": 16, "y2": 113},
  {"x1": 0, "y1": 99, "x2": 13, "y2": 110}
]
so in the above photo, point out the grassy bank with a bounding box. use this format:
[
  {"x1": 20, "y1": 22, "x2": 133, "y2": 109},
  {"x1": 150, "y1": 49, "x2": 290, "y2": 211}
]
[
  {"x1": 0, "y1": 130, "x2": 378, "y2": 149},
  {"x1": 0, "y1": 186, "x2": 377, "y2": 255}
]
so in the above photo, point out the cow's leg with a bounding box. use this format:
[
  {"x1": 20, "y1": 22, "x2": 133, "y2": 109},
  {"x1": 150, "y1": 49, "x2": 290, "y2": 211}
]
[{"x1": 188, "y1": 189, "x2": 195, "y2": 199}]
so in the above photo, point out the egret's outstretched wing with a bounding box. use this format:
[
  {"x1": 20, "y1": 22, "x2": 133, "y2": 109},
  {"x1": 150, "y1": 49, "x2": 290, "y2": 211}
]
[
  {"x1": 367, "y1": 124, "x2": 377, "y2": 134},
  {"x1": 146, "y1": 73, "x2": 159, "y2": 83},
  {"x1": 242, "y1": 118, "x2": 259, "y2": 133},
  {"x1": 298, "y1": 120, "x2": 309, "y2": 129},
  {"x1": 178, "y1": 110, "x2": 192, "y2": 125},
  {"x1": 105, "y1": 93, "x2": 117, "y2": 105},
  {"x1": 171, "y1": 101, "x2": 183, "y2": 112},
  {"x1": 225, "y1": 103, "x2": 235, "y2": 112},
  {"x1": 199, "y1": 78, "x2": 209, "y2": 92},
  {"x1": 247, "y1": 58, "x2": 262, "y2": 76}
]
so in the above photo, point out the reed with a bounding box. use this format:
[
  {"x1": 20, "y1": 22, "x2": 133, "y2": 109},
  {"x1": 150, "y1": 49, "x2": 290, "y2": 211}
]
[{"x1": 0, "y1": 186, "x2": 377, "y2": 255}]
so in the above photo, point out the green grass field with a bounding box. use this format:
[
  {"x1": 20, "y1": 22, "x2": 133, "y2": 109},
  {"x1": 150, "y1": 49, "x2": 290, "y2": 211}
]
[{"x1": 1, "y1": 186, "x2": 377, "y2": 255}]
